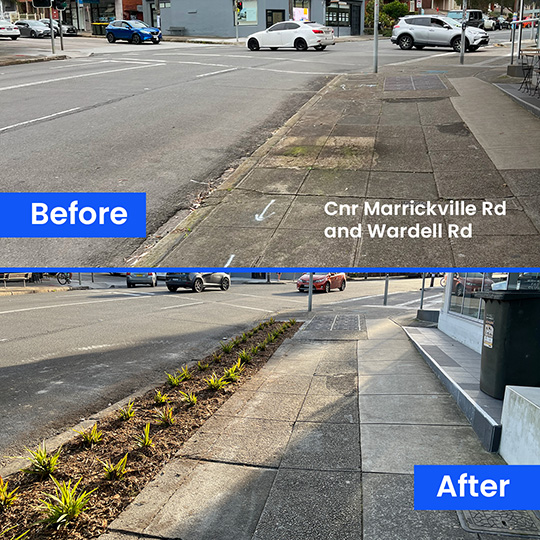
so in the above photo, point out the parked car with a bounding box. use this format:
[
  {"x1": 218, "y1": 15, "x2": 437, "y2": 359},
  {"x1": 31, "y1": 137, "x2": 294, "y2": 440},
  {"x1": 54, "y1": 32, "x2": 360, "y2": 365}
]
[
  {"x1": 39, "y1": 19, "x2": 78, "y2": 36},
  {"x1": 391, "y1": 15, "x2": 489, "y2": 52},
  {"x1": 497, "y1": 16, "x2": 511, "y2": 29},
  {"x1": 297, "y1": 272, "x2": 346, "y2": 293},
  {"x1": 483, "y1": 17, "x2": 496, "y2": 30},
  {"x1": 166, "y1": 272, "x2": 230, "y2": 293},
  {"x1": 448, "y1": 272, "x2": 493, "y2": 296},
  {"x1": 446, "y1": 9, "x2": 485, "y2": 28},
  {"x1": 247, "y1": 20, "x2": 335, "y2": 51},
  {"x1": 105, "y1": 20, "x2": 161, "y2": 44},
  {"x1": 126, "y1": 272, "x2": 157, "y2": 288},
  {"x1": 14, "y1": 20, "x2": 51, "y2": 38},
  {"x1": 0, "y1": 20, "x2": 20, "y2": 39}
]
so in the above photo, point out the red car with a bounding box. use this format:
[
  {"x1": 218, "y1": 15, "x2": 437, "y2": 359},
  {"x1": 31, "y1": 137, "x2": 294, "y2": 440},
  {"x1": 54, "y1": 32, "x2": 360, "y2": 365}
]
[
  {"x1": 297, "y1": 272, "x2": 346, "y2": 293},
  {"x1": 442, "y1": 272, "x2": 493, "y2": 297}
]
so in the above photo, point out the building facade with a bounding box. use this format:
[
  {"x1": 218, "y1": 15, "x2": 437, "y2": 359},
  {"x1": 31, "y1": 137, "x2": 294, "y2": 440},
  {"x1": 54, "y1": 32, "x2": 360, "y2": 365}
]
[{"x1": 152, "y1": 0, "x2": 364, "y2": 38}]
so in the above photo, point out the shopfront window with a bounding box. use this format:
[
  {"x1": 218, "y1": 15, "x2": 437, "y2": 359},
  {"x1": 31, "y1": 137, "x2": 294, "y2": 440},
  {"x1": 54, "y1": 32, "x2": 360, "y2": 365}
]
[
  {"x1": 448, "y1": 272, "x2": 491, "y2": 320},
  {"x1": 293, "y1": 0, "x2": 310, "y2": 21},
  {"x1": 326, "y1": 2, "x2": 349, "y2": 26},
  {"x1": 238, "y1": 0, "x2": 257, "y2": 25}
]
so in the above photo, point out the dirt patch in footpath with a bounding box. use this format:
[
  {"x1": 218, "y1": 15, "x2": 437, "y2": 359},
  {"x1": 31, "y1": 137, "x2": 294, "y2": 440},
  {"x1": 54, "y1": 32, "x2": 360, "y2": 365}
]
[{"x1": 1, "y1": 319, "x2": 300, "y2": 540}]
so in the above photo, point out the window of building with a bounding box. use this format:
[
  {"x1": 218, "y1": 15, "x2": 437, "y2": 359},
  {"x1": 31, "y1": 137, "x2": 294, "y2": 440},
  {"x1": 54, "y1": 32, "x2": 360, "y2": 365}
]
[
  {"x1": 326, "y1": 2, "x2": 350, "y2": 26},
  {"x1": 448, "y1": 272, "x2": 490, "y2": 320},
  {"x1": 293, "y1": 0, "x2": 310, "y2": 21},
  {"x1": 238, "y1": 0, "x2": 257, "y2": 25}
]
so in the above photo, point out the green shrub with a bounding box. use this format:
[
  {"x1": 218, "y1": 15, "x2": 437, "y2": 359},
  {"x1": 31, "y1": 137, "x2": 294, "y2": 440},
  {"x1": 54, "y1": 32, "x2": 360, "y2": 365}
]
[
  {"x1": 99, "y1": 453, "x2": 128, "y2": 481},
  {"x1": 135, "y1": 423, "x2": 153, "y2": 448},
  {"x1": 179, "y1": 391, "x2": 197, "y2": 407},
  {"x1": 0, "y1": 476, "x2": 19, "y2": 510},
  {"x1": 382, "y1": 0, "x2": 409, "y2": 20},
  {"x1": 74, "y1": 424, "x2": 103, "y2": 448},
  {"x1": 21, "y1": 443, "x2": 61, "y2": 479},
  {"x1": 155, "y1": 406, "x2": 175, "y2": 426},
  {"x1": 118, "y1": 400, "x2": 135, "y2": 420},
  {"x1": 154, "y1": 390, "x2": 169, "y2": 404},
  {"x1": 39, "y1": 477, "x2": 96, "y2": 528},
  {"x1": 205, "y1": 373, "x2": 230, "y2": 391}
]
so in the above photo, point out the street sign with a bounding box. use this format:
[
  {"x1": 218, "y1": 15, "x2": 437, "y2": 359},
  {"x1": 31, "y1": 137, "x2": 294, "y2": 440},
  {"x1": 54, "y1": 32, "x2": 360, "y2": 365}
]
[{"x1": 416, "y1": 0, "x2": 421, "y2": 8}]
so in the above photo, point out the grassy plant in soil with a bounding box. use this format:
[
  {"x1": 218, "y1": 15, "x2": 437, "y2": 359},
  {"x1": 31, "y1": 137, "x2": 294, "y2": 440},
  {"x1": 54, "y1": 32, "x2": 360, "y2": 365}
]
[{"x1": 0, "y1": 319, "x2": 300, "y2": 540}]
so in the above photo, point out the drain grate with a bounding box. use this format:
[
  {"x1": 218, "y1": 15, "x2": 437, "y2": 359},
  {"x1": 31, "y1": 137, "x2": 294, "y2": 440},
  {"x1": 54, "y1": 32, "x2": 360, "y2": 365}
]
[
  {"x1": 458, "y1": 510, "x2": 540, "y2": 537},
  {"x1": 384, "y1": 75, "x2": 447, "y2": 92},
  {"x1": 296, "y1": 314, "x2": 367, "y2": 340}
]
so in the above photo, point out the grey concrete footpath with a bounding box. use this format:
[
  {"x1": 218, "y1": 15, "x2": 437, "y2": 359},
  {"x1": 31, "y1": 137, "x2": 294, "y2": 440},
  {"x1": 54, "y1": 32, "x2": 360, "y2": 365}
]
[
  {"x1": 139, "y1": 50, "x2": 540, "y2": 268},
  {"x1": 98, "y1": 314, "x2": 510, "y2": 540}
]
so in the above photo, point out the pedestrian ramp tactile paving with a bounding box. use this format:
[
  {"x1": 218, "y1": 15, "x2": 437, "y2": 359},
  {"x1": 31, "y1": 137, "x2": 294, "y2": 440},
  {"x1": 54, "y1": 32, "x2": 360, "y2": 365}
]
[
  {"x1": 384, "y1": 75, "x2": 447, "y2": 92},
  {"x1": 295, "y1": 314, "x2": 367, "y2": 341},
  {"x1": 458, "y1": 510, "x2": 540, "y2": 538}
]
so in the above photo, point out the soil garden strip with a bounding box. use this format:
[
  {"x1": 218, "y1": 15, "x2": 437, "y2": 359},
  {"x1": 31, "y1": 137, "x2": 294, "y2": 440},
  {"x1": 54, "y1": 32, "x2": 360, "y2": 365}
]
[{"x1": 0, "y1": 319, "x2": 300, "y2": 540}]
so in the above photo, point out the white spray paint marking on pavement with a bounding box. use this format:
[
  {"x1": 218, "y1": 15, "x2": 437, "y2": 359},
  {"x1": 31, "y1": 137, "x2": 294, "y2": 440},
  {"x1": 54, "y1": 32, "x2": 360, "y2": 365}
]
[
  {"x1": 224, "y1": 255, "x2": 235, "y2": 267},
  {"x1": 394, "y1": 294, "x2": 441, "y2": 307},
  {"x1": 0, "y1": 107, "x2": 80, "y2": 133},
  {"x1": 255, "y1": 200, "x2": 276, "y2": 222},
  {"x1": 0, "y1": 64, "x2": 163, "y2": 92}
]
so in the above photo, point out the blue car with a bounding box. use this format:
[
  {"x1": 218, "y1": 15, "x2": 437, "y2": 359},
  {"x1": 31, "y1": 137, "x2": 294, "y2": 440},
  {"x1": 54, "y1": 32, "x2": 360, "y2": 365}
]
[{"x1": 105, "y1": 20, "x2": 161, "y2": 44}]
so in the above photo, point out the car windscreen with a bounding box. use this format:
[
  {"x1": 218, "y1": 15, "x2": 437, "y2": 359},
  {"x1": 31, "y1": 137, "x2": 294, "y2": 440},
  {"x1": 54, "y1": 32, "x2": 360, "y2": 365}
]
[
  {"x1": 446, "y1": 12, "x2": 462, "y2": 19},
  {"x1": 129, "y1": 21, "x2": 149, "y2": 28},
  {"x1": 439, "y1": 17, "x2": 461, "y2": 27}
]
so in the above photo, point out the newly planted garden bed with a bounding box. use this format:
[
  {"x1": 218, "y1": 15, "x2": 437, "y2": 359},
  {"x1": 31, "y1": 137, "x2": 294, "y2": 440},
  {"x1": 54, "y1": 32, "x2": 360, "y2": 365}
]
[{"x1": 0, "y1": 318, "x2": 299, "y2": 540}]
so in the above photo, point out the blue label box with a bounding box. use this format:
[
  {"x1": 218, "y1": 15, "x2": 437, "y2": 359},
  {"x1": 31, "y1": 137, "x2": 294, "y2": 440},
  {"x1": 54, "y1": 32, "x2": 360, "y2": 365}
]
[
  {"x1": 415, "y1": 465, "x2": 540, "y2": 510},
  {"x1": 0, "y1": 193, "x2": 146, "y2": 238}
]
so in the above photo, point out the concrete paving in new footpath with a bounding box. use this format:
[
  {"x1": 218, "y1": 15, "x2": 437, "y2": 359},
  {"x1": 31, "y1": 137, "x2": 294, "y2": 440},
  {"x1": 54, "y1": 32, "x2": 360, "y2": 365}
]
[
  {"x1": 99, "y1": 314, "x2": 507, "y2": 540},
  {"x1": 141, "y1": 49, "x2": 540, "y2": 268}
]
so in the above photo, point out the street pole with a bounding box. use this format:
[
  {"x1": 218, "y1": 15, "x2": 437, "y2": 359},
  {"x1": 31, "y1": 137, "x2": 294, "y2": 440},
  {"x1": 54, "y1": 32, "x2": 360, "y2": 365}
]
[
  {"x1": 517, "y1": 0, "x2": 524, "y2": 59},
  {"x1": 234, "y1": 4, "x2": 238, "y2": 43},
  {"x1": 383, "y1": 274, "x2": 389, "y2": 305},
  {"x1": 373, "y1": 0, "x2": 379, "y2": 73},
  {"x1": 49, "y1": 12, "x2": 55, "y2": 55},
  {"x1": 420, "y1": 273, "x2": 426, "y2": 309},
  {"x1": 460, "y1": 0, "x2": 467, "y2": 65},
  {"x1": 289, "y1": 0, "x2": 293, "y2": 20},
  {"x1": 58, "y1": 8, "x2": 64, "y2": 51},
  {"x1": 308, "y1": 272, "x2": 314, "y2": 312},
  {"x1": 78, "y1": 273, "x2": 81, "y2": 285}
]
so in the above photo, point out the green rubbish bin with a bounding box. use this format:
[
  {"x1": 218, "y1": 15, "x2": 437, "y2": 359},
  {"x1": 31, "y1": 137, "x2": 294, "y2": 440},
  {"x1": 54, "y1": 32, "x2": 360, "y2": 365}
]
[
  {"x1": 477, "y1": 291, "x2": 540, "y2": 400},
  {"x1": 91, "y1": 22, "x2": 107, "y2": 36}
]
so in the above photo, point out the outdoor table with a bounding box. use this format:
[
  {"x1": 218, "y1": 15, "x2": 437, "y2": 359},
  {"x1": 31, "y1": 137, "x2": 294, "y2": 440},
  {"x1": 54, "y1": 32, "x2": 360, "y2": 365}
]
[{"x1": 519, "y1": 49, "x2": 540, "y2": 96}]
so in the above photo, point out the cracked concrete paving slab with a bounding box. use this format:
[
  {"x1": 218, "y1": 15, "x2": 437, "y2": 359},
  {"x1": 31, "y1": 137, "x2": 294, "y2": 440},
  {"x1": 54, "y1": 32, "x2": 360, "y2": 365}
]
[
  {"x1": 252, "y1": 469, "x2": 363, "y2": 540},
  {"x1": 359, "y1": 373, "x2": 447, "y2": 395},
  {"x1": 366, "y1": 171, "x2": 438, "y2": 200},
  {"x1": 297, "y1": 394, "x2": 359, "y2": 424},
  {"x1": 307, "y1": 373, "x2": 358, "y2": 397},
  {"x1": 236, "y1": 167, "x2": 308, "y2": 195},
  {"x1": 298, "y1": 169, "x2": 369, "y2": 197}
]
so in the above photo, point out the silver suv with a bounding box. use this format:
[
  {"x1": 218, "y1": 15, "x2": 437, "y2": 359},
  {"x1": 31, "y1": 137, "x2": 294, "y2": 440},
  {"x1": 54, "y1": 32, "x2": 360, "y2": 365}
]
[{"x1": 391, "y1": 15, "x2": 489, "y2": 52}]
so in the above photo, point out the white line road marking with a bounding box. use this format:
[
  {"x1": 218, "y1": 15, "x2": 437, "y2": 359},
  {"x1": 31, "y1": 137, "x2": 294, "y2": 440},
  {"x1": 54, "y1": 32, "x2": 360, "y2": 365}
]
[
  {"x1": 224, "y1": 255, "x2": 235, "y2": 267},
  {"x1": 0, "y1": 64, "x2": 163, "y2": 92},
  {"x1": 386, "y1": 51, "x2": 456, "y2": 66},
  {"x1": 360, "y1": 304, "x2": 417, "y2": 310},
  {"x1": 255, "y1": 199, "x2": 276, "y2": 222},
  {"x1": 233, "y1": 293, "x2": 305, "y2": 304},
  {"x1": 220, "y1": 303, "x2": 274, "y2": 312},
  {"x1": 196, "y1": 67, "x2": 239, "y2": 78},
  {"x1": 160, "y1": 301, "x2": 205, "y2": 310},
  {"x1": 394, "y1": 294, "x2": 441, "y2": 307},
  {"x1": 0, "y1": 295, "x2": 153, "y2": 316},
  {"x1": 0, "y1": 107, "x2": 81, "y2": 133}
]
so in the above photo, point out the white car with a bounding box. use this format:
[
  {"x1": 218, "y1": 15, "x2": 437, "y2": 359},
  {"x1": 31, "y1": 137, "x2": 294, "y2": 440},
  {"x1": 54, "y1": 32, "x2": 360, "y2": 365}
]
[
  {"x1": 0, "y1": 20, "x2": 20, "y2": 40},
  {"x1": 247, "y1": 20, "x2": 335, "y2": 51},
  {"x1": 483, "y1": 17, "x2": 496, "y2": 30}
]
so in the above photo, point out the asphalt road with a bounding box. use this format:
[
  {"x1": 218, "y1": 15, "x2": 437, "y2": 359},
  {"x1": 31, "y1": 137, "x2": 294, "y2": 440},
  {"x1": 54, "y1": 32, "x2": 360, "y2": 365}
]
[
  {"x1": 0, "y1": 275, "x2": 443, "y2": 459},
  {"x1": 0, "y1": 34, "x2": 513, "y2": 267}
]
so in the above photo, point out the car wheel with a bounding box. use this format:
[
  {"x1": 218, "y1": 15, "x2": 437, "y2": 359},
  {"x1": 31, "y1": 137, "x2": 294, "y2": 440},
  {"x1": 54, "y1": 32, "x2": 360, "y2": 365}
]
[
  {"x1": 451, "y1": 36, "x2": 467, "y2": 52},
  {"x1": 167, "y1": 285, "x2": 178, "y2": 292},
  {"x1": 30, "y1": 30, "x2": 36, "y2": 38},
  {"x1": 314, "y1": 44, "x2": 326, "y2": 50},
  {"x1": 11, "y1": 36, "x2": 18, "y2": 40},
  {"x1": 152, "y1": 38, "x2": 160, "y2": 44},
  {"x1": 106, "y1": 32, "x2": 116, "y2": 43},
  {"x1": 270, "y1": 47, "x2": 278, "y2": 50},
  {"x1": 192, "y1": 277, "x2": 204, "y2": 293},
  {"x1": 468, "y1": 45, "x2": 479, "y2": 52},
  {"x1": 220, "y1": 278, "x2": 230, "y2": 291},
  {"x1": 324, "y1": 282, "x2": 331, "y2": 293},
  {"x1": 455, "y1": 283, "x2": 464, "y2": 297},
  {"x1": 247, "y1": 38, "x2": 260, "y2": 51},
  {"x1": 398, "y1": 34, "x2": 413, "y2": 50},
  {"x1": 131, "y1": 33, "x2": 142, "y2": 44},
  {"x1": 415, "y1": 44, "x2": 425, "y2": 49},
  {"x1": 294, "y1": 38, "x2": 308, "y2": 51},
  {"x1": 339, "y1": 280, "x2": 346, "y2": 291}
]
